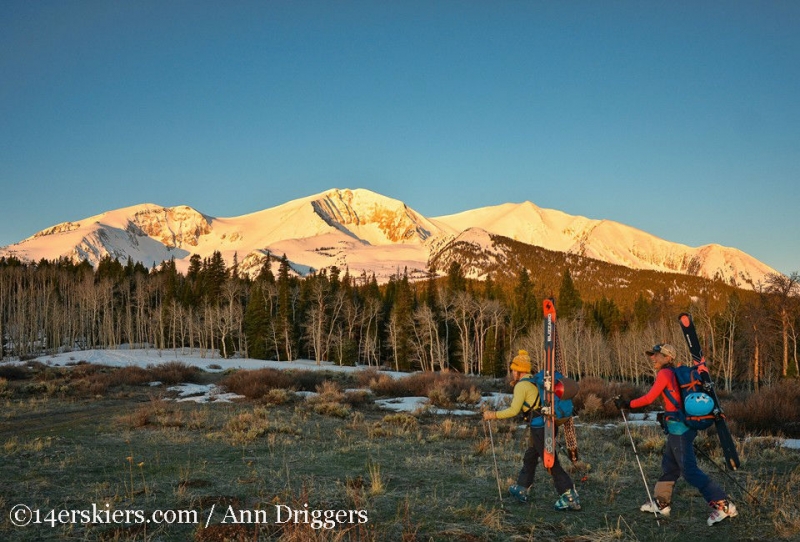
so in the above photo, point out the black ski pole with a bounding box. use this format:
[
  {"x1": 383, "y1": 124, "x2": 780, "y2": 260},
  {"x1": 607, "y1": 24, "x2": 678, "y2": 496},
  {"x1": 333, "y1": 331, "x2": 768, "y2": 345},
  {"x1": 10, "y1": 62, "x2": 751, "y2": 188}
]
[{"x1": 693, "y1": 443, "x2": 760, "y2": 505}]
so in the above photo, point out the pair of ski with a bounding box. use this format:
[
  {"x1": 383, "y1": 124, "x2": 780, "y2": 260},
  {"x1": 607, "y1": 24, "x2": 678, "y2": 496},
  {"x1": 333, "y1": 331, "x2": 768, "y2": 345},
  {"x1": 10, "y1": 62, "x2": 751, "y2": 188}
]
[
  {"x1": 678, "y1": 313, "x2": 741, "y2": 470},
  {"x1": 541, "y1": 298, "x2": 578, "y2": 469}
]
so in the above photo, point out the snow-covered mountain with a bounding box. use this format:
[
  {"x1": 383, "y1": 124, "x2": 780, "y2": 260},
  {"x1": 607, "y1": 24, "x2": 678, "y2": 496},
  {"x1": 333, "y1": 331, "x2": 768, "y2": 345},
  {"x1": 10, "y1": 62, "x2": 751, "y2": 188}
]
[
  {"x1": 432, "y1": 202, "x2": 777, "y2": 286},
  {"x1": 0, "y1": 188, "x2": 778, "y2": 288}
]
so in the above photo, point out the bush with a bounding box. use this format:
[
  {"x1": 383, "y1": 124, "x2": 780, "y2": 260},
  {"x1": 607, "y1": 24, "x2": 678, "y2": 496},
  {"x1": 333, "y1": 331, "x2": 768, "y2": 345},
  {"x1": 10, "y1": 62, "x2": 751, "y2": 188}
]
[
  {"x1": 146, "y1": 361, "x2": 201, "y2": 385},
  {"x1": 725, "y1": 380, "x2": 800, "y2": 437},
  {"x1": 367, "y1": 370, "x2": 488, "y2": 404},
  {"x1": 289, "y1": 369, "x2": 357, "y2": 392},
  {"x1": 0, "y1": 364, "x2": 31, "y2": 381},
  {"x1": 306, "y1": 381, "x2": 352, "y2": 418},
  {"x1": 572, "y1": 377, "x2": 643, "y2": 420},
  {"x1": 219, "y1": 368, "x2": 297, "y2": 399},
  {"x1": 263, "y1": 388, "x2": 294, "y2": 405}
]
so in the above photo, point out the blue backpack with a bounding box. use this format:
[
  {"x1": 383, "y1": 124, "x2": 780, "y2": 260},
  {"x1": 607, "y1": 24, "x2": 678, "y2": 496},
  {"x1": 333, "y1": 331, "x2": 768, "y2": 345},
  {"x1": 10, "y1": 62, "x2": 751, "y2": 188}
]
[
  {"x1": 521, "y1": 370, "x2": 575, "y2": 427},
  {"x1": 663, "y1": 365, "x2": 716, "y2": 431}
]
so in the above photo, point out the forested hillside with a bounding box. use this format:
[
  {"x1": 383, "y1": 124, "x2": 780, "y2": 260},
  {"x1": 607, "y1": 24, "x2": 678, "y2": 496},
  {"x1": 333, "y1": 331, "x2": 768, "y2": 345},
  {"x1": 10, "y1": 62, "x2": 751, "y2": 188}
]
[{"x1": 1, "y1": 252, "x2": 797, "y2": 391}]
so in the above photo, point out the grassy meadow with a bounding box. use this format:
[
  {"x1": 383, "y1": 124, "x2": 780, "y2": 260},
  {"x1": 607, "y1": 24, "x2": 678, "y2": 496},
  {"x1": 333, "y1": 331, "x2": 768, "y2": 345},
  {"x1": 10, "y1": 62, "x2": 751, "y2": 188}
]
[{"x1": 0, "y1": 361, "x2": 798, "y2": 541}]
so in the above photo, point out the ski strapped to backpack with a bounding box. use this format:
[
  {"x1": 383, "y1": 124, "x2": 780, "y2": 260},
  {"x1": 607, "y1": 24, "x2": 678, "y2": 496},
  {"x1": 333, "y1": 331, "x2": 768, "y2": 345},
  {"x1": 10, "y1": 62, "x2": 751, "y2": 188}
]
[
  {"x1": 537, "y1": 298, "x2": 580, "y2": 469},
  {"x1": 542, "y1": 298, "x2": 557, "y2": 469},
  {"x1": 677, "y1": 313, "x2": 741, "y2": 470}
]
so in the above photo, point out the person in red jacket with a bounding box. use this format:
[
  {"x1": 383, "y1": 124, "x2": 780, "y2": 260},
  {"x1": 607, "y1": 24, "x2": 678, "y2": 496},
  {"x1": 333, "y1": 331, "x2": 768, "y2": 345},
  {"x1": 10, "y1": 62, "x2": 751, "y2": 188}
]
[{"x1": 615, "y1": 343, "x2": 737, "y2": 526}]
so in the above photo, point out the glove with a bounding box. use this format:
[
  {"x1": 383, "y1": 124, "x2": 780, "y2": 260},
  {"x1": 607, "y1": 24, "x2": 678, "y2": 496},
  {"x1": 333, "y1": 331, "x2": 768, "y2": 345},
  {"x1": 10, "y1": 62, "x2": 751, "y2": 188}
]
[
  {"x1": 614, "y1": 397, "x2": 631, "y2": 410},
  {"x1": 483, "y1": 410, "x2": 497, "y2": 421}
]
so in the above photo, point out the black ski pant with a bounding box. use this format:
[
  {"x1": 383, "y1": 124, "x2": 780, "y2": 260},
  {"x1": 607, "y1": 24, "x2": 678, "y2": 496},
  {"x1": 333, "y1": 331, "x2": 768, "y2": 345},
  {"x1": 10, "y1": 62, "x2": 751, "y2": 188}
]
[{"x1": 517, "y1": 425, "x2": 574, "y2": 495}]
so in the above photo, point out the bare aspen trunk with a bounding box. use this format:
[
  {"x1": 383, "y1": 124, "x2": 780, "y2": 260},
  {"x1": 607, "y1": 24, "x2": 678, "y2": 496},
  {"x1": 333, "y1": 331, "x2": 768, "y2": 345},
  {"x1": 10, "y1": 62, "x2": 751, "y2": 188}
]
[{"x1": 752, "y1": 325, "x2": 760, "y2": 392}]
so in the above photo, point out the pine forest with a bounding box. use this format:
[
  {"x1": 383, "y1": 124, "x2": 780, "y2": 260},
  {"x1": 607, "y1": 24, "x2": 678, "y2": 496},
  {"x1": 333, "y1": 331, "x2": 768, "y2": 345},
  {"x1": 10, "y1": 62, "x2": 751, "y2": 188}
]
[{"x1": 1, "y1": 252, "x2": 798, "y2": 391}]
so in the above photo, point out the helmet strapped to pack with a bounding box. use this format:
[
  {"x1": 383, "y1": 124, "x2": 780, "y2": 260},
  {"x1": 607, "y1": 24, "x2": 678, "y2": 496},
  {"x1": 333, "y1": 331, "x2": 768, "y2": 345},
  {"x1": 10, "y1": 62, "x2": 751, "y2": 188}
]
[{"x1": 663, "y1": 365, "x2": 717, "y2": 430}]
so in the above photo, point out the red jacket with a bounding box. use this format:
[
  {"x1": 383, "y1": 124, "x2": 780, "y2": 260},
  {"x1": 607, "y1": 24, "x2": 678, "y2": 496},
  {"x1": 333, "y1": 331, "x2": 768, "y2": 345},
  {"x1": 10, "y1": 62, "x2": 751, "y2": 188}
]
[{"x1": 630, "y1": 367, "x2": 680, "y2": 412}]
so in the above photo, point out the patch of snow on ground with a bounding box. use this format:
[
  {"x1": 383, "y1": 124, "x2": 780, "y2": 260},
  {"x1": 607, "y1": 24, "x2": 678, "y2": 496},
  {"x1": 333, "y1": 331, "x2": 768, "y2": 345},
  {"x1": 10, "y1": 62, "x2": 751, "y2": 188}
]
[{"x1": 167, "y1": 383, "x2": 244, "y2": 403}]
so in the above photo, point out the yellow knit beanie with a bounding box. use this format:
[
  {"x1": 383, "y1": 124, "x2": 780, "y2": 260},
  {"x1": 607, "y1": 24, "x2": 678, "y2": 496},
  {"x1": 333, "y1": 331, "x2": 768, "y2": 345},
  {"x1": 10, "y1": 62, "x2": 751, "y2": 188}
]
[{"x1": 510, "y1": 349, "x2": 532, "y2": 373}]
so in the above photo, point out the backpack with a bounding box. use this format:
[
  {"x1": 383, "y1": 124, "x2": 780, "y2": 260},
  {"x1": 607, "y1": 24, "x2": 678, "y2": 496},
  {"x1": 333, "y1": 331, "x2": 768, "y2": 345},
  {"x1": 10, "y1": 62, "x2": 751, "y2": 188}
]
[
  {"x1": 521, "y1": 370, "x2": 577, "y2": 426},
  {"x1": 663, "y1": 365, "x2": 716, "y2": 430}
]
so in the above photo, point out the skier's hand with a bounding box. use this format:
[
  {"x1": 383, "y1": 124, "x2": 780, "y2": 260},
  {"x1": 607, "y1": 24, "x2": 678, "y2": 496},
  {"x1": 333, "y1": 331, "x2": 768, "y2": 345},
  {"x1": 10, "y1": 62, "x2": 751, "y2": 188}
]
[
  {"x1": 483, "y1": 411, "x2": 497, "y2": 421},
  {"x1": 613, "y1": 396, "x2": 630, "y2": 410}
]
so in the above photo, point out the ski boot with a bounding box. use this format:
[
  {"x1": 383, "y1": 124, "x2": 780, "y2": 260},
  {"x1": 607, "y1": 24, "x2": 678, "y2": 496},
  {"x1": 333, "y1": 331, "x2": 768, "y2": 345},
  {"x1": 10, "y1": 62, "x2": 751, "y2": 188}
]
[
  {"x1": 640, "y1": 499, "x2": 671, "y2": 517},
  {"x1": 554, "y1": 488, "x2": 581, "y2": 511},
  {"x1": 508, "y1": 484, "x2": 529, "y2": 503},
  {"x1": 707, "y1": 500, "x2": 738, "y2": 526}
]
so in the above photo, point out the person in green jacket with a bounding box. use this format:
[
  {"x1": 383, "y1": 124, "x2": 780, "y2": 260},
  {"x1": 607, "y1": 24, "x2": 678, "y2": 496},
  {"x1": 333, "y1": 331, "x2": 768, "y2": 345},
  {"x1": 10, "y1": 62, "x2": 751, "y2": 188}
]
[{"x1": 483, "y1": 350, "x2": 580, "y2": 510}]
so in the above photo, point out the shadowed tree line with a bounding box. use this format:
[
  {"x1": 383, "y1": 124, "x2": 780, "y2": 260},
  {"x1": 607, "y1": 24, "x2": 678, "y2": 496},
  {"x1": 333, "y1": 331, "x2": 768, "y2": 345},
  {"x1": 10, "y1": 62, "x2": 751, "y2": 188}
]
[{"x1": 0, "y1": 254, "x2": 797, "y2": 390}]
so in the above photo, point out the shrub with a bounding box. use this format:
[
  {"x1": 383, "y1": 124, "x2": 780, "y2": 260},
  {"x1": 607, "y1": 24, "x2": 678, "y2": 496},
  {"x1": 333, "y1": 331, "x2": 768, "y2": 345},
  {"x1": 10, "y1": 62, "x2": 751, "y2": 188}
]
[
  {"x1": 306, "y1": 381, "x2": 352, "y2": 418},
  {"x1": 289, "y1": 369, "x2": 357, "y2": 392},
  {"x1": 146, "y1": 361, "x2": 200, "y2": 385},
  {"x1": 368, "y1": 371, "x2": 488, "y2": 405},
  {"x1": 725, "y1": 380, "x2": 800, "y2": 437},
  {"x1": 343, "y1": 389, "x2": 372, "y2": 407},
  {"x1": 219, "y1": 368, "x2": 296, "y2": 399},
  {"x1": 122, "y1": 397, "x2": 184, "y2": 429},
  {"x1": 456, "y1": 386, "x2": 482, "y2": 406},
  {"x1": 0, "y1": 364, "x2": 31, "y2": 380},
  {"x1": 572, "y1": 377, "x2": 643, "y2": 420},
  {"x1": 311, "y1": 401, "x2": 351, "y2": 418},
  {"x1": 263, "y1": 388, "x2": 294, "y2": 405},
  {"x1": 580, "y1": 393, "x2": 604, "y2": 421},
  {"x1": 427, "y1": 382, "x2": 452, "y2": 409},
  {"x1": 223, "y1": 407, "x2": 273, "y2": 443},
  {"x1": 365, "y1": 373, "x2": 409, "y2": 397}
]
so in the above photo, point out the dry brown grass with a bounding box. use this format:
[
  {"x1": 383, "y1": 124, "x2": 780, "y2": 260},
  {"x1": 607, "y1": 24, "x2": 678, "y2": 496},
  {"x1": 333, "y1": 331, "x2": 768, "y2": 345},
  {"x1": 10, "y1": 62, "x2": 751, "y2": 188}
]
[
  {"x1": 120, "y1": 396, "x2": 186, "y2": 429},
  {"x1": 18, "y1": 361, "x2": 203, "y2": 397},
  {"x1": 306, "y1": 381, "x2": 352, "y2": 418}
]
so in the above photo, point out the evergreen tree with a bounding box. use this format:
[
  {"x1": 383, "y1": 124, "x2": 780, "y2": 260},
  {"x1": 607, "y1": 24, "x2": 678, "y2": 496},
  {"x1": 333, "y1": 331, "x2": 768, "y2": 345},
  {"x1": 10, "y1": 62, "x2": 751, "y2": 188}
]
[
  {"x1": 558, "y1": 268, "x2": 583, "y2": 320},
  {"x1": 276, "y1": 254, "x2": 298, "y2": 360},
  {"x1": 632, "y1": 293, "x2": 652, "y2": 329},
  {"x1": 202, "y1": 251, "x2": 228, "y2": 305},
  {"x1": 511, "y1": 268, "x2": 538, "y2": 336},
  {"x1": 589, "y1": 296, "x2": 624, "y2": 336},
  {"x1": 257, "y1": 256, "x2": 275, "y2": 284},
  {"x1": 386, "y1": 271, "x2": 415, "y2": 371},
  {"x1": 243, "y1": 281, "x2": 270, "y2": 359},
  {"x1": 447, "y1": 261, "x2": 467, "y2": 293}
]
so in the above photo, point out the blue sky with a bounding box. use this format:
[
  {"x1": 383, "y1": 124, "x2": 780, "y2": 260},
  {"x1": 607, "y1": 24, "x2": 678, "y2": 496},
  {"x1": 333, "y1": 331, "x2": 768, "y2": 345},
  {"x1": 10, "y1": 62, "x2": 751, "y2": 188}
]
[{"x1": 2, "y1": 1, "x2": 798, "y2": 275}]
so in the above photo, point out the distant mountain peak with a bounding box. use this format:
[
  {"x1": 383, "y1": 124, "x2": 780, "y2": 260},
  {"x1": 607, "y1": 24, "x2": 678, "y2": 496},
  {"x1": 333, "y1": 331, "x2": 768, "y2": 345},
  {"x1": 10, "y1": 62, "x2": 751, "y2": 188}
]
[
  {"x1": 307, "y1": 188, "x2": 441, "y2": 244},
  {"x1": 0, "y1": 188, "x2": 778, "y2": 289}
]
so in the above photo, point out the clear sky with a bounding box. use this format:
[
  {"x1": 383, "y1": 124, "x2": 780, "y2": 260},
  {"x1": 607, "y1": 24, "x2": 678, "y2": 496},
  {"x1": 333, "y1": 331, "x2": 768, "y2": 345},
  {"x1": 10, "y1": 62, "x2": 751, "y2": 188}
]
[{"x1": 2, "y1": 1, "x2": 798, "y2": 275}]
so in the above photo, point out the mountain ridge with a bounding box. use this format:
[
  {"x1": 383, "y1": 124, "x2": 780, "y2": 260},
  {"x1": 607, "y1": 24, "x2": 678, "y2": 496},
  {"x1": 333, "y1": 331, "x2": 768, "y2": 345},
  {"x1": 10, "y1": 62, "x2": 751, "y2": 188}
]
[{"x1": 0, "y1": 188, "x2": 778, "y2": 289}]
